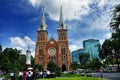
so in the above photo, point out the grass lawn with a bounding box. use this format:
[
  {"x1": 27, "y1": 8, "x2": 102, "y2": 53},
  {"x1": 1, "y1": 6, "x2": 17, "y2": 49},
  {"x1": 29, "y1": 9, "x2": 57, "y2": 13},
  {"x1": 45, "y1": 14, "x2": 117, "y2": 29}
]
[
  {"x1": 37, "y1": 73, "x2": 105, "y2": 80},
  {"x1": 38, "y1": 77, "x2": 105, "y2": 80}
]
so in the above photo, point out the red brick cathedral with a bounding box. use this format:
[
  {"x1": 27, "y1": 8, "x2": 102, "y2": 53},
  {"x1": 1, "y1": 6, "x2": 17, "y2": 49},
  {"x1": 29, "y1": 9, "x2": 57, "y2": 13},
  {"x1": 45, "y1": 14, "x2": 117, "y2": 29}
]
[{"x1": 35, "y1": 7, "x2": 71, "y2": 71}]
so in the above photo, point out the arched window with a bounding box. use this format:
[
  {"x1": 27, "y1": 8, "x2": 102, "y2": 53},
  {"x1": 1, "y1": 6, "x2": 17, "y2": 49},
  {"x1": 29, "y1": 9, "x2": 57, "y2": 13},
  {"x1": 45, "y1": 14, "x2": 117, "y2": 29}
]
[
  {"x1": 62, "y1": 55, "x2": 66, "y2": 62},
  {"x1": 61, "y1": 45, "x2": 66, "y2": 54},
  {"x1": 61, "y1": 32, "x2": 64, "y2": 40},
  {"x1": 39, "y1": 46, "x2": 43, "y2": 55},
  {"x1": 49, "y1": 56, "x2": 56, "y2": 61},
  {"x1": 39, "y1": 56, "x2": 44, "y2": 61},
  {"x1": 40, "y1": 32, "x2": 44, "y2": 40}
]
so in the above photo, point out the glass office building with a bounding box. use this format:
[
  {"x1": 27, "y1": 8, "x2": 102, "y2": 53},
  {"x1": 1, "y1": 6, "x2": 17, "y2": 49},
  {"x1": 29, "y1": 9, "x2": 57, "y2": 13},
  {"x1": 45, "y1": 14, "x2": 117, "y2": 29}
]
[
  {"x1": 71, "y1": 49, "x2": 88, "y2": 62},
  {"x1": 83, "y1": 39, "x2": 100, "y2": 60}
]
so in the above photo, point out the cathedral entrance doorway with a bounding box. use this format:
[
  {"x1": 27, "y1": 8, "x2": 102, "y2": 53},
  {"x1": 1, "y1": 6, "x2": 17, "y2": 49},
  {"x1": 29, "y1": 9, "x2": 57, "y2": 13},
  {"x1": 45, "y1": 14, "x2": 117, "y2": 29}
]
[{"x1": 62, "y1": 64, "x2": 66, "y2": 72}]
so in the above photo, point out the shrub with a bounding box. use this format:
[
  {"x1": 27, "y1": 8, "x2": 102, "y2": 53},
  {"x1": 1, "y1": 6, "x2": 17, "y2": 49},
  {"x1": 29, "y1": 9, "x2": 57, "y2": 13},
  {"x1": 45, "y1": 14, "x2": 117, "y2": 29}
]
[{"x1": 4, "y1": 74, "x2": 10, "y2": 79}]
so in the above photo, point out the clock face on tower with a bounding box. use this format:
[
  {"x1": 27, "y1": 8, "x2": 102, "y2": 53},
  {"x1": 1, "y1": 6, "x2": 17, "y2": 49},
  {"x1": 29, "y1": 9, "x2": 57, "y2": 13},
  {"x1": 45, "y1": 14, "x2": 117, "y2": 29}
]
[{"x1": 48, "y1": 47, "x2": 56, "y2": 55}]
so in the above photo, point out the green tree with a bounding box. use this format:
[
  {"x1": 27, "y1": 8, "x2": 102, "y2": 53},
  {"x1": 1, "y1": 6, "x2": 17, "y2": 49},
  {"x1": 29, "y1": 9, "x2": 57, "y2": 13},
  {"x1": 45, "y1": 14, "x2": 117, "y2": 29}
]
[
  {"x1": 79, "y1": 53, "x2": 90, "y2": 69},
  {"x1": 99, "y1": 39, "x2": 113, "y2": 60},
  {"x1": 108, "y1": 4, "x2": 120, "y2": 70},
  {"x1": 34, "y1": 64, "x2": 43, "y2": 71},
  {"x1": 55, "y1": 66, "x2": 61, "y2": 77},
  {"x1": 47, "y1": 61, "x2": 57, "y2": 72},
  {"x1": 1, "y1": 56, "x2": 12, "y2": 71},
  {"x1": 3, "y1": 48, "x2": 20, "y2": 64},
  {"x1": 104, "y1": 55, "x2": 115, "y2": 66},
  {"x1": 70, "y1": 62, "x2": 79, "y2": 70},
  {"x1": 47, "y1": 61, "x2": 61, "y2": 76},
  {"x1": 2, "y1": 48, "x2": 24, "y2": 72},
  {"x1": 89, "y1": 58, "x2": 101, "y2": 69},
  {"x1": 0, "y1": 44, "x2": 3, "y2": 65},
  {"x1": 109, "y1": 4, "x2": 120, "y2": 31},
  {"x1": 79, "y1": 53, "x2": 90, "y2": 63},
  {"x1": 31, "y1": 55, "x2": 35, "y2": 68},
  {"x1": 19, "y1": 54, "x2": 26, "y2": 70},
  {"x1": 0, "y1": 44, "x2": 2, "y2": 53}
]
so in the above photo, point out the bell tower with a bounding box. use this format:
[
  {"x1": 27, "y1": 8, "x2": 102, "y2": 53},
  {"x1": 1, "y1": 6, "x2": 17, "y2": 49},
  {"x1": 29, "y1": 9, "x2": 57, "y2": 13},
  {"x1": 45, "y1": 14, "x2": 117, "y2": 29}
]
[
  {"x1": 57, "y1": 6, "x2": 71, "y2": 71},
  {"x1": 35, "y1": 7, "x2": 48, "y2": 70}
]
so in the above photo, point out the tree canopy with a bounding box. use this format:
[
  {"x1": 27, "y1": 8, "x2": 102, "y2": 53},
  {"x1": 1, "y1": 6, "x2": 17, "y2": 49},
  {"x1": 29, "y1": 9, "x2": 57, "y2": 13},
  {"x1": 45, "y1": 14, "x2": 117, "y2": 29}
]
[
  {"x1": 0, "y1": 44, "x2": 35, "y2": 72},
  {"x1": 100, "y1": 4, "x2": 120, "y2": 70},
  {"x1": 79, "y1": 53, "x2": 90, "y2": 69}
]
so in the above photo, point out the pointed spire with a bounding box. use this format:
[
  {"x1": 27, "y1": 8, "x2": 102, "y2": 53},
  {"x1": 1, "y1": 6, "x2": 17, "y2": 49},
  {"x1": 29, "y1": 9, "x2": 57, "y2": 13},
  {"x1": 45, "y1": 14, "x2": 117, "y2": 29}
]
[
  {"x1": 58, "y1": 6, "x2": 67, "y2": 30},
  {"x1": 38, "y1": 7, "x2": 47, "y2": 31}
]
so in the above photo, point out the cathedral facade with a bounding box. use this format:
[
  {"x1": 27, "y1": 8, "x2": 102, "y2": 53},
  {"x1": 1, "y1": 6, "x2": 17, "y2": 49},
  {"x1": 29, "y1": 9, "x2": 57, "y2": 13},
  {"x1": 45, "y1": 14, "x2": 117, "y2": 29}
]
[{"x1": 35, "y1": 7, "x2": 71, "y2": 71}]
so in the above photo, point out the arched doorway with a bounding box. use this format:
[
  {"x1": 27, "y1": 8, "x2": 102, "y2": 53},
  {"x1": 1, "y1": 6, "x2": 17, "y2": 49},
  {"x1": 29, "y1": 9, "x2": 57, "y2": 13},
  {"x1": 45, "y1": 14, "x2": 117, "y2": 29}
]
[{"x1": 62, "y1": 64, "x2": 66, "y2": 72}]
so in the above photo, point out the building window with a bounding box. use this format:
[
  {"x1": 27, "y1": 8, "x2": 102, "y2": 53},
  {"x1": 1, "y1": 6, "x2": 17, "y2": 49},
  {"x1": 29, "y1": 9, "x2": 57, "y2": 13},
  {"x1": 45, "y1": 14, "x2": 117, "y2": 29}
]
[
  {"x1": 49, "y1": 56, "x2": 56, "y2": 61},
  {"x1": 61, "y1": 45, "x2": 66, "y2": 54},
  {"x1": 39, "y1": 46, "x2": 43, "y2": 55},
  {"x1": 61, "y1": 32, "x2": 64, "y2": 35},
  {"x1": 40, "y1": 32, "x2": 44, "y2": 40},
  {"x1": 39, "y1": 56, "x2": 44, "y2": 61},
  {"x1": 62, "y1": 55, "x2": 66, "y2": 62}
]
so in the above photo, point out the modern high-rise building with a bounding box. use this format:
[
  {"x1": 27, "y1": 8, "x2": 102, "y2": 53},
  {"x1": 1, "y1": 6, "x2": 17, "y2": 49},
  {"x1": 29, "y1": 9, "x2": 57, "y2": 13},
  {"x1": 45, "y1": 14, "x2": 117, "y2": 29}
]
[
  {"x1": 83, "y1": 39, "x2": 100, "y2": 60},
  {"x1": 71, "y1": 49, "x2": 88, "y2": 62},
  {"x1": 35, "y1": 7, "x2": 71, "y2": 71}
]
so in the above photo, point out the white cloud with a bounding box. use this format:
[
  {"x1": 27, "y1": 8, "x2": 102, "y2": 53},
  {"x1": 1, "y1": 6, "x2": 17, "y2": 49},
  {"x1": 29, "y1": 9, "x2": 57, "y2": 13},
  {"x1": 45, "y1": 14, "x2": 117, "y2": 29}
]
[
  {"x1": 10, "y1": 36, "x2": 35, "y2": 47},
  {"x1": 103, "y1": 32, "x2": 111, "y2": 39},
  {"x1": 10, "y1": 37, "x2": 26, "y2": 47},
  {"x1": 27, "y1": 0, "x2": 120, "y2": 21},
  {"x1": 69, "y1": 38, "x2": 88, "y2": 52},
  {"x1": 9, "y1": 36, "x2": 35, "y2": 57},
  {"x1": 14, "y1": 46, "x2": 23, "y2": 51},
  {"x1": 28, "y1": 0, "x2": 42, "y2": 7},
  {"x1": 24, "y1": 36, "x2": 35, "y2": 46},
  {"x1": 27, "y1": 0, "x2": 92, "y2": 21},
  {"x1": 98, "y1": 0, "x2": 108, "y2": 8},
  {"x1": 69, "y1": 45, "x2": 78, "y2": 52}
]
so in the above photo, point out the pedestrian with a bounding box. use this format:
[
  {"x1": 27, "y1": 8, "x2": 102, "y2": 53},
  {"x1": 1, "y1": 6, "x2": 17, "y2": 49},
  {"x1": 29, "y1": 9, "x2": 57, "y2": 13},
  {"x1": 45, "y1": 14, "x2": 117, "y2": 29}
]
[
  {"x1": 23, "y1": 70, "x2": 27, "y2": 80},
  {"x1": 39, "y1": 71, "x2": 43, "y2": 78},
  {"x1": 27, "y1": 70, "x2": 33, "y2": 80},
  {"x1": 46, "y1": 70, "x2": 50, "y2": 78},
  {"x1": 18, "y1": 71, "x2": 23, "y2": 80},
  {"x1": 34, "y1": 70, "x2": 38, "y2": 80},
  {"x1": 10, "y1": 71, "x2": 14, "y2": 80},
  {"x1": 99, "y1": 69, "x2": 103, "y2": 78}
]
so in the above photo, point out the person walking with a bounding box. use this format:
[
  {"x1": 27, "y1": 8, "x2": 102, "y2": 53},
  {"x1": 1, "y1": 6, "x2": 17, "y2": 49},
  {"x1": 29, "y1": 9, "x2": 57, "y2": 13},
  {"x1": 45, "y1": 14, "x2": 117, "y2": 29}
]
[
  {"x1": 23, "y1": 70, "x2": 27, "y2": 80},
  {"x1": 27, "y1": 70, "x2": 33, "y2": 80},
  {"x1": 99, "y1": 69, "x2": 103, "y2": 78},
  {"x1": 10, "y1": 71, "x2": 14, "y2": 80},
  {"x1": 10, "y1": 71, "x2": 15, "y2": 80},
  {"x1": 18, "y1": 71, "x2": 23, "y2": 80}
]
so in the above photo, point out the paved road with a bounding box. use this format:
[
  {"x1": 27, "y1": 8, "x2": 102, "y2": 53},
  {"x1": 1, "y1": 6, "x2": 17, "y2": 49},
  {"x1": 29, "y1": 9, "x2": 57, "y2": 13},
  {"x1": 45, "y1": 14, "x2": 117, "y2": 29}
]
[
  {"x1": 0, "y1": 78, "x2": 4, "y2": 80},
  {"x1": 91, "y1": 72, "x2": 120, "y2": 80}
]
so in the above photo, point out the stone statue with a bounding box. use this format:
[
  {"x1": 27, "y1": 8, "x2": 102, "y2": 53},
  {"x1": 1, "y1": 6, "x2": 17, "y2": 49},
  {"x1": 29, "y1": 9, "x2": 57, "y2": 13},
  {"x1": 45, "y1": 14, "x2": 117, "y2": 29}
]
[{"x1": 26, "y1": 46, "x2": 31, "y2": 65}]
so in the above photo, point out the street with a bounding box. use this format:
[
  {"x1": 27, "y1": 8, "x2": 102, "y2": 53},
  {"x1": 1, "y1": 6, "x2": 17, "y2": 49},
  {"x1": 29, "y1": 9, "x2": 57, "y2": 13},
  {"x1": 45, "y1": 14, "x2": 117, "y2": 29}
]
[{"x1": 91, "y1": 72, "x2": 120, "y2": 80}]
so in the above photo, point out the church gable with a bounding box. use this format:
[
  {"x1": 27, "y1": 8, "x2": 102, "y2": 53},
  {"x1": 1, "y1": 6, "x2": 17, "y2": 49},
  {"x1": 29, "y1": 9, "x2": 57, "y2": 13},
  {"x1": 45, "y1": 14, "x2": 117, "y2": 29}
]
[
  {"x1": 46, "y1": 37, "x2": 58, "y2": 63},
  {"x1": 47, "y1": 37, "x2": 57, "y2": 47}
]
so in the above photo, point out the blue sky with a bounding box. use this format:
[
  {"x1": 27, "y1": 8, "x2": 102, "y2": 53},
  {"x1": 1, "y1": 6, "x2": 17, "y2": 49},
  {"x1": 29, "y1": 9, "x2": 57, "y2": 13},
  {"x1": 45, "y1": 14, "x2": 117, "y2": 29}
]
[{"x1": 0, "y1": 0, "x2": 120, "y2": 56}]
